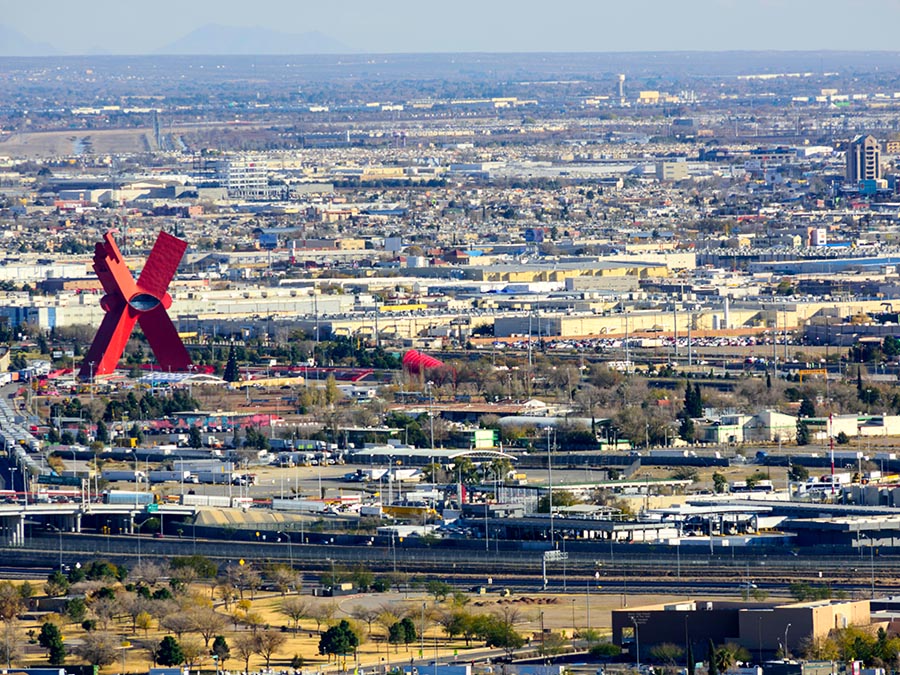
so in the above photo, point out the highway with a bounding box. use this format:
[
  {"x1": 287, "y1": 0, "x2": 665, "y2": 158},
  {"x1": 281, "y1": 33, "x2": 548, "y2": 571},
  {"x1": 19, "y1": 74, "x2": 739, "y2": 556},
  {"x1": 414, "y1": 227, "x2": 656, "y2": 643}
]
[{"x1": 2, "y1": 532, "x2": 899, "y2": 598}]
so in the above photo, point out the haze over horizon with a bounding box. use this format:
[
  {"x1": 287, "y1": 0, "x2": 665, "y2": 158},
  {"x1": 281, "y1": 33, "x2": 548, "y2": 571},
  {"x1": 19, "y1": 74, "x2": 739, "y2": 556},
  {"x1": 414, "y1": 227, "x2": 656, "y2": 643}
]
[{"x1": 6, "y1": 0, "x2": 900, "y2": 56}]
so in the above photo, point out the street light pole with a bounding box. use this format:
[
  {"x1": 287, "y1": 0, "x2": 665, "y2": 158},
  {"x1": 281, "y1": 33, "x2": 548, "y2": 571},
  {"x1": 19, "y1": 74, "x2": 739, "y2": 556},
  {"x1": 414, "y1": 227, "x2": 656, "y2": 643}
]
[
  {"x1": 869, "y1": 537, "x2": 875, "y2": 599},
  {"x1": 426, "y1": 381, "x2": 435, "y2": 449},
  {"x1": 547, "y1": 427, "x2": 554, "y2": 547},
  {"x1": 631, "y1": 617, "x2": 640, "y2": 669},
  {"x1": 783, "y1": 623, "x2": 791, "y2": 660}
]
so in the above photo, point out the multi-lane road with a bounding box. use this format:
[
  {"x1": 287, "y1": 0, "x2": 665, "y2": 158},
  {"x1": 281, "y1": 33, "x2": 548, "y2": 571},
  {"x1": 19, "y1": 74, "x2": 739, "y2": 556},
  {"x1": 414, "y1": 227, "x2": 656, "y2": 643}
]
[{"x1": 2, "y1": 532, "x2": 898, "y2": 599}]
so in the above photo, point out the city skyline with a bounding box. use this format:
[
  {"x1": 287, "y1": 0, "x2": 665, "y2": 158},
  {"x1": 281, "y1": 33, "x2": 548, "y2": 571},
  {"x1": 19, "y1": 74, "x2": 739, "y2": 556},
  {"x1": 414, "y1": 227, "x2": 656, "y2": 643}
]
[{"x1": 5, "y1": 0, "x2": 900, "y2": 56}]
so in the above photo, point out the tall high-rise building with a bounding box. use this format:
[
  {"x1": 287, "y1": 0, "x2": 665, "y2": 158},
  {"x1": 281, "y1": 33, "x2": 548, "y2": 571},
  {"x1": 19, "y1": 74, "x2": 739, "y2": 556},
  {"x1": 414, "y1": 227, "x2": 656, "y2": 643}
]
[
  {"x1": 218, "y1": 157, "x2": 270, "y2": 200},
  {"x1": 846, "y1": 134, "x2": 881, "y2": 183}
]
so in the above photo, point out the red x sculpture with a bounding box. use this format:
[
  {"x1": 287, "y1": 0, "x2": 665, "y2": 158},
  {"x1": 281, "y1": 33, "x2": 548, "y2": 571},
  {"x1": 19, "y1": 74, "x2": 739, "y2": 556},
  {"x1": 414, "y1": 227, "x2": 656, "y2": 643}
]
[{"x1": 79, "y1": 230, "x2": 192, "y2": 380}]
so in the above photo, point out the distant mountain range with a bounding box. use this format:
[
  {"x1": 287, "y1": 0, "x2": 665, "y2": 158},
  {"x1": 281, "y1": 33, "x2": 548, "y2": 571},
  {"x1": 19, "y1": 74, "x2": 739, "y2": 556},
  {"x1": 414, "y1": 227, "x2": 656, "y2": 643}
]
[
  {"x1": 0, "y1": 24, "x2": 57, "y2": 56},
  {"x1": 0, "y1": 23, "x2": 347, "y2": 56},
  {"x1": 158, "y1": 24, "x2": 348, "y2": 55}
]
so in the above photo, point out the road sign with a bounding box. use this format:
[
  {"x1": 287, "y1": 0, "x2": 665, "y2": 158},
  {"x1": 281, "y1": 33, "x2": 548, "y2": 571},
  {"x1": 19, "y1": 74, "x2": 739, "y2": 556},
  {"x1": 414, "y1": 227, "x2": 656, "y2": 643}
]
[
  {"x1": 543, "y1": 550, "x2": 568, "y2": 562},
  {"x1": 146, "y1": 504, "x2": 159, "y2": 513},
  {"x1": 38, "y1": 474, "x2": 82, "y2": 487}
]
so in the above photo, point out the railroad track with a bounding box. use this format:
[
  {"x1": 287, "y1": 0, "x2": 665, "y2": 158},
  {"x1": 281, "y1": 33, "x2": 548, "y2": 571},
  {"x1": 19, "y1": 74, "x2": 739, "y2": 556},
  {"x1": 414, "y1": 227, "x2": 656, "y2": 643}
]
[{"x1": 4, "y1": 534, "x2": 900, "y2": 597}]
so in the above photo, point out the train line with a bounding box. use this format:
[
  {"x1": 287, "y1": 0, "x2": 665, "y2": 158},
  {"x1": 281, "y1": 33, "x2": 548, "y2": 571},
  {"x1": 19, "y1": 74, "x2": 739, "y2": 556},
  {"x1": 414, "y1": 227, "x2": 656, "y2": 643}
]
[{"x1": 4, "y1": 534, "x2": 900, "y2": 598}]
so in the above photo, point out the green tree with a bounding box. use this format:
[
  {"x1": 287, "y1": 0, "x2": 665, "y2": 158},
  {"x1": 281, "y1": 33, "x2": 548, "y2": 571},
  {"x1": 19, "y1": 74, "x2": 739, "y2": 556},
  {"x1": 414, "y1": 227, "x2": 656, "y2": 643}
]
[
  {"x1": 650, "y1": 643, "x2": 684, "y2": 666},
  {"x1": 65, "y1": 597, "x2": 87, "y2": 623},
  {"x1": 426, "y1": 580, "x2": 452, "y2": 603},
  {"x1": 318, "y1": 619, "x2": 359, "y2": 661},
  {"x1": 388, "y1": 618, "x2": 417, "y2": 649},
  {"x1": 590, "y1": 643, "x2": 622, "y2": 659},
  {"x1": 714, "y1": 643, "x2": 750, "y2": 672},
  {"x1": 537, "y1": 489, "x2": 580, "y2": 513},
  {"x1": 707, "y1": 639, "x2": 718, "y2": 675},
  {"x1": 16, "y1": 583, "x2": 32, "y2": 603},
  {"x1": 44, "y1": 570, "x2": 69, "y2": 597},
  {"x1": 712, "y1": 472, "x2": 727, "y2": 494},
  {"x1": 452, "y1": 456, "x2": 480, "y2": 483},
  {"x1": 212, "y1": 635, "x2": 230, "y2": 668},
  {"x1": 671, "y1": 466, "x2": 698, "y2": 482},
  {"x1": 95, "y1": 419, "x2": 109, "y2": 443},
  {"x1": 678, "y1": 416, "x2": 696, "y2": 442},
  {"x1": 789, "y1": 582, "x2": 831, "y2": 602},
  {"x1": 799, "y1": 397, "x2": 816, "y2": 418},
  {"x1": 476, "y1": 613, "x2": 525, "y2": 656},
  {"x1": 744, "y1": 471, "x2": 768, "y2": 489},
  {"x1": 788, "y1": 464, "x2": 809, "y2": 482},
  {"x1": 128, "y1": 423, "x2": 144, "y2": 445},
  {"x1": 860, "y1": 386, "x2": 880, "y2": 407},
  {"x1": 223, "y1": 344, "x2": 240, "y2": 383},
  {"x1": 170, "y1": 555, "x2": 218, "y2": 579},
  {"x1": 796, "y1": 420, "x2": 810, "y2": 446},
  {"x1": 188, "y1": 426, "x2": 202, "y2": 449},
  {"x1": 156, "y1": 636, "x2": 185, "y2": 666},
  {"x1": 683, "y1": 382, "x2": 703, "y2": 418},
  {"x1": 38, "y1": 622, "x2": 65, "y2": 665}
]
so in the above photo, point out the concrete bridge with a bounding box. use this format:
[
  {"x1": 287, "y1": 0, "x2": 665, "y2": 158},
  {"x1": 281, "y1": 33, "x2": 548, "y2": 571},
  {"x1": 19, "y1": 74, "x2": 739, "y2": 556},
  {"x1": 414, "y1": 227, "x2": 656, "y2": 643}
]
[{"x1": 0, "y1": 502, "x2": 196, "y2": 546}]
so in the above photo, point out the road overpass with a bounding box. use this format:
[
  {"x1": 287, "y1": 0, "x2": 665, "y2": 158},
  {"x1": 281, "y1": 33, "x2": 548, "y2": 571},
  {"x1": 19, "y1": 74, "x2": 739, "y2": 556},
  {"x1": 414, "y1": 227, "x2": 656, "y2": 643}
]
[{"x1": 0, "y1": 502, "x2": 195, "y2": 546}]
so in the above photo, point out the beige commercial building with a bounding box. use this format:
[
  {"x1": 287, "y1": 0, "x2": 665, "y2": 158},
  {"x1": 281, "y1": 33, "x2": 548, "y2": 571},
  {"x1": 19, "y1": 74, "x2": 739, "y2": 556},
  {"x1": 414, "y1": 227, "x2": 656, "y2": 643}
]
[{"x1": 846, "y1": 134, "x2": 882, "y2": 182}]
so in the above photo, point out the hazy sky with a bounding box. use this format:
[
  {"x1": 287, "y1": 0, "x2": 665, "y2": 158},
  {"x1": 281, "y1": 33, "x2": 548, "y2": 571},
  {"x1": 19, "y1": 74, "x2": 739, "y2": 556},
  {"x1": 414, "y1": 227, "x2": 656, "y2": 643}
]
[{"x1": 9, "y1": 0, "x2": 900, "y2": 54}]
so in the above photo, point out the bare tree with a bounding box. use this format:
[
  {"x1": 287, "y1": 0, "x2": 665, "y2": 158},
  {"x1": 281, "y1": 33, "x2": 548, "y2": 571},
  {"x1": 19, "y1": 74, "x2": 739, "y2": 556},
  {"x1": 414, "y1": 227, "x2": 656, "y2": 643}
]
[
  {"x1": 242, "y1": 611, "x2": 266, "y2": 634},
  {"x1": 0, "y1": 583, "x2": 22, "y2": 622},
  {"x1": 349, "y1": 605, "x2": 381, "y2": 637},
  {"x1": 267, "y1": 566, "x2": 301, "y2": 596},
  {"x1": 254, "y1": 630, "x2": 287, "y2": 669},
  {"x1": 234, "y1": 632, "x2": 257, "y2": 673},
  {"x1": 279, "y1": 597, "x2": 310, "y2": 634},
  {"x1": 180, "y1": 637, "x2": 206, "y2": 670},
  {"x1": 309, "y1": 603, "x2": 336, "y2": 633},
  {"x1": 121, "y1": 594, "x2": 153, "y2": 634},
  {"x1": 90, "y1": 597, "x2": 119, "y2": 631},
  {"x1": 226, "y1": 565, "x2": 262, "y2": 600},
  {"x1": 216, "y1": 579, "x2": 238, "y2": 610},
  {"x1": 160, "y1": 612, "x2": 195, "y2": 639},
  {"x1": 149, "y1": 598, "x2": 178, "y2": 622},
  {"x1": 74, "y1": 631, "x2": 119, "y2": 667},
  {"x1": 128, "y1": 561, "x2": 165, "y2": 587},
  {"x1": 170, "y1": 566, "x2": 198, "y2": 594},
  {"x1": 0, "y1": 620, "x2": 20, "y2": 669},
  {"x1": 190, "y1": 607, "x2": 226, "y2": 648}
]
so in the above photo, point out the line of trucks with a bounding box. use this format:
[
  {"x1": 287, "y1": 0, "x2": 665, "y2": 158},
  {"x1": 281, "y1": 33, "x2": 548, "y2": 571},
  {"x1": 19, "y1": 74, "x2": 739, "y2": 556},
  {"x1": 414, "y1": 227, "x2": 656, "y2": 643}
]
[
  {"x1": 102, "y1": 490, "x2": 252, "y2": 508},
  {"x1": 342, "y1": 468, "x2": 423, "y2": 483},
  {"x1": 101, "y1": 469, "x2": 257, "y2": 486}
]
